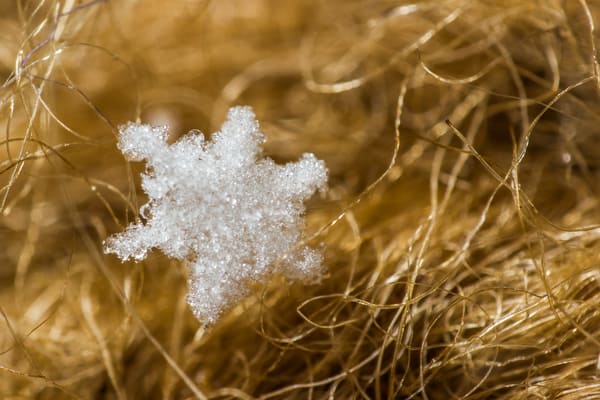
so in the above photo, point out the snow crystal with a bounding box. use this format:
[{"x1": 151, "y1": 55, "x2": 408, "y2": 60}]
[{"x1": 104, "y1": 106, "x2": 328, "y2": 325}]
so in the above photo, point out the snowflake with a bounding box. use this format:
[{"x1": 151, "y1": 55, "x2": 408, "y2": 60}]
[{"x1": 104, "y1": 106, "x2": 328, "y2": 325}]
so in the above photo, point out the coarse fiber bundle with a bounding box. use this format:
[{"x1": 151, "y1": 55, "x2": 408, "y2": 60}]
[{"x1": 1, "y1": 0, "x2": 600, "y2": 398}]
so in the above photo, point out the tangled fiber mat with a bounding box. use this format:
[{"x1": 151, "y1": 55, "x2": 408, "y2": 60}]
[{"x1": 2, "y1": 0, "x2": 600, "y2": 398}]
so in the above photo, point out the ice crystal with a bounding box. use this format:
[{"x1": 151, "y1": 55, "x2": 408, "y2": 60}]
[{"x1": 104, "y1": 106, "x2": 328, "y2": 324}]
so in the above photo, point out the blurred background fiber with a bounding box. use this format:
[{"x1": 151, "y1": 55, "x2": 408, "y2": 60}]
[{"x1": 2, "y1": 0, "x2": 600, "y2": 398}]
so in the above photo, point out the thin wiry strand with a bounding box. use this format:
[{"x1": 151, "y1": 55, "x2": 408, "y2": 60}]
[{"x1": 2, "y1": 1, "x2": 600, "y2": 399}]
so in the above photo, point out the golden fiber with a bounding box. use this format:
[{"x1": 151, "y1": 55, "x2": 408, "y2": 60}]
[{"x1": 1, "y1": 0, "x2": 600, "y2": 398}]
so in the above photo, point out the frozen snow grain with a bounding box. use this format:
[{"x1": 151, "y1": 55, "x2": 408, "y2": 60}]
[{"x1": 104, "y1": 106, "x2": 328, "y2": 325}]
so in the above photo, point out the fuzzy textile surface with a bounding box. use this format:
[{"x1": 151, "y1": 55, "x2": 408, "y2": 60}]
[{"x1": 1, "y1": 0, "x2": 600, "y2": 399}]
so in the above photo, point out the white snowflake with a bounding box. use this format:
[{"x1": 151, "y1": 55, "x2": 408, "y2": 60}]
[{"x1": 104, "y1": 106, "x2": 328, "y2": 325}]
